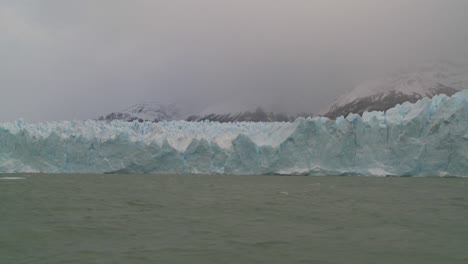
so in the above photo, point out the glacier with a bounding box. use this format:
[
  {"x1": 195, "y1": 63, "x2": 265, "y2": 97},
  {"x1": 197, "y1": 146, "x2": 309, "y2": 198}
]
[{"x1": 1, "y1": 90, "x2": 468, "y2": 176}]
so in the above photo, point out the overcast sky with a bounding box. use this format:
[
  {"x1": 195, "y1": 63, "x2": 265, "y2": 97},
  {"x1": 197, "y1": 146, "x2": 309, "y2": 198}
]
[{"x1": 1, "y1": 0, "x2": 467, "y2": 121}]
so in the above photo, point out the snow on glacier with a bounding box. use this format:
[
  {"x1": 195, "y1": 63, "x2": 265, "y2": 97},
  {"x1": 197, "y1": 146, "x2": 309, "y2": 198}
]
[{"x1": 1, "y1": 90, "x2": 468, "y2": 176}]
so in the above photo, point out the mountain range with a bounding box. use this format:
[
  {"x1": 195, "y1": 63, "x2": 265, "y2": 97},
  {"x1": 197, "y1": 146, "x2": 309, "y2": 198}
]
[
  {"x1": 99, "y1": 102, "x2": 309, "y2": 123},
  {"x1": 99, "y1": 62, "x2": 467, "y2": 122}
]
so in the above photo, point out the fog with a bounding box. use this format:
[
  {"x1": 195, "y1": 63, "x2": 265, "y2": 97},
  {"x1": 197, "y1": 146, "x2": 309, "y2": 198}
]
[{"x1": 1, "y1": 0, "x2": 467, "y2": 121}]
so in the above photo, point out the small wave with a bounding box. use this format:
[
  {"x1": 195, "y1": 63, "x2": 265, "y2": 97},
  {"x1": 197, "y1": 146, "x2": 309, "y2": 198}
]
[{"x1": 0, "y1": 177, "x2": 26, "y2": 180}]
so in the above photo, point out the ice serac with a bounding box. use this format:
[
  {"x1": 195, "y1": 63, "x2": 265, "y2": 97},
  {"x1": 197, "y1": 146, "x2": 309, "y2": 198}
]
[{"x1": 1, "y1": 91, "x2": 468, "y2": 176}]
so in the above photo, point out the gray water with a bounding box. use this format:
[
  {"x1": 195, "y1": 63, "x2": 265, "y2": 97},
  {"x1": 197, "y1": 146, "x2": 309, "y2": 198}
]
[{"x1": 1, "y1": 174, "x2": 467, "y2": 264}]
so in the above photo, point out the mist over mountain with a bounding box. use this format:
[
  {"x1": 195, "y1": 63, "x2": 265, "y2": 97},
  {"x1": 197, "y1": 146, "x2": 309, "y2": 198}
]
[
  {"x1": 3, "y1": 1, "x2": 468, "y2": 122},
  {"x1": 99, "y1": 101, "x2": 312, "y2": 123},
  {"x1": 99, "y1": 62, "x2": 466, "y2": 123},
  {"x1": 98, "y1": 102, "x2": 192, "y2": 122},
  {"x1": 323, "y1": 62, "x2": 467, "y2": 119}
]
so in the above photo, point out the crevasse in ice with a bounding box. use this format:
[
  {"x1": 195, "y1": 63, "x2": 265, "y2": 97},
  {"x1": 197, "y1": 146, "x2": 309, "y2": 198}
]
[{"x1": 1, "y1": 90, "x2": 468, "y2": 176}]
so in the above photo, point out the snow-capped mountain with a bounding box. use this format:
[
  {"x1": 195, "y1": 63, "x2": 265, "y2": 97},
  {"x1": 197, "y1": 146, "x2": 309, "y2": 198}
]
[
  {"x1": 98, "y1": 102, "x2": 189, "y2": 122},
  {"x1": 323, "y1": 62, "x2": 467, "y2": 119},
  {"x1": 101, "y1": 101, "x2": 311, "y2": 123},
  {"x1": 186, "y1": 102, "x2": 300, "y2": 122}
]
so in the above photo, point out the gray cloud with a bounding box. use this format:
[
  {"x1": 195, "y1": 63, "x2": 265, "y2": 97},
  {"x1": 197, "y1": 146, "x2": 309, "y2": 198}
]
[{"x1": 1, "y1": 0, "x2": 467, "y2": 121}]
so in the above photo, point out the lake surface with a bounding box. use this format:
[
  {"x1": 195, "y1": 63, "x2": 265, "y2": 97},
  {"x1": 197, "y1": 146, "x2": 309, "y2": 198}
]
[{"x1": 1, "y1": 174, "x2": 467, "y2": 264}]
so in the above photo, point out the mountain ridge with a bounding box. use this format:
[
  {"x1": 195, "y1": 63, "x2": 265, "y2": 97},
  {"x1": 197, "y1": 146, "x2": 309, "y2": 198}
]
[
  {"x1": 323, "y1": 62, "x2": 467, "y2": 119},
  {"x1": 100, "y1": 102, "x2": 312, "y2": 123}
]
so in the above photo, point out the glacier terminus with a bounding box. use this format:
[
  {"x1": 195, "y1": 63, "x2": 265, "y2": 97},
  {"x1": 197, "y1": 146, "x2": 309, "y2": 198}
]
[{"x1": 1, "y1": 91, "x2": 468, "y2": 176}]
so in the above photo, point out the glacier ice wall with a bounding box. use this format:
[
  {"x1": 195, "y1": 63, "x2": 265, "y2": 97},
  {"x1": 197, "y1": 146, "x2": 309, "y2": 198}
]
[{"x1": 1, "y1": 91, "x2": 468, "y2": 176}]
